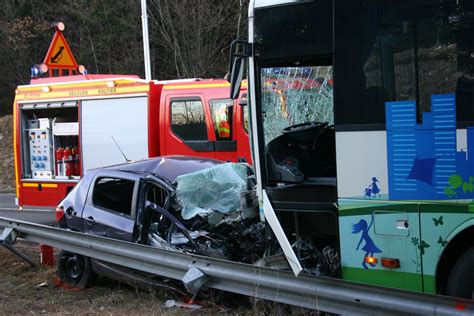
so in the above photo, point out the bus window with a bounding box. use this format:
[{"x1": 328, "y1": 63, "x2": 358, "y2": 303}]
[
  {"x1": 416, "y1": 0, "x2": 474, "y2": 125},
  {"x1": 335, "y1": 1, "x2": 417, "y2": 127},
  {"x1": 335, "y1": 0, "x2": 474, "y2": 128},
  {"x1": 260, "y1": 65, "x2": 336, "y2": 182},
  {"x1": 260, "y1": 66, "x2": 333, "y2": 145}
]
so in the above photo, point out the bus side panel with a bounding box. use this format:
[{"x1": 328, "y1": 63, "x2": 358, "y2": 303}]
[
  {"x1": 337, "y1": 131, "x2": 423, "y2": 292},
  {"x1": 418, "y1": 206, "x2": 473, "y2": 294},
  {"x1": 339, "y1": 204, "x2": 423, "y2": 293},
  {"x1": 81, "y1": 96, "x2": 149, "y2": 171}
]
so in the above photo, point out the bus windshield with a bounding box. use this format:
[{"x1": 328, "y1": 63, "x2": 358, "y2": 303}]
[{"x1": 260, "y1": 66, "x2": 334, "y2": 144}]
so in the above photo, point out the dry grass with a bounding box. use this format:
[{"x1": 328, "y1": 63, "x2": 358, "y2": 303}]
[
  {"x1": 0, "y1": 240, "x2": 322, "y2": 315},
  {"x1": 0, "y1": 241, "x2": 235, "y2": 315},
  {"x1": 0, "y1": 114, "x2": 14, "y2": 192}
]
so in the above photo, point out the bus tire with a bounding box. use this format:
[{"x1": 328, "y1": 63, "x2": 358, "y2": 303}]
[
  {"x1": 446, "y1": 247, "x2": 474, "y2": 299},
  {"x1": 57, "y1": 250, "x2": 96, "y2": 289}
]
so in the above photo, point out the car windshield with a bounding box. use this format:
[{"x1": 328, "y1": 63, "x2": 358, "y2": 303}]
[{"x1": 260, "y1": 66, "x2": 334, "y2": 144}]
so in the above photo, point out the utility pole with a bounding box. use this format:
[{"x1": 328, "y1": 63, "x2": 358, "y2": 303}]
[{"x1": 141, "y1": 0, "x2": 152, "y2": 80}]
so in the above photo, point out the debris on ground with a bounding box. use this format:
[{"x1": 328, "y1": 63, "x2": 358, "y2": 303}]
[
  {"x1": 35, "y1": 282, "x2": 48, "y2": 288},
  {"x1": 164, "y1": 299, "x2": 203, "y2": 310}
]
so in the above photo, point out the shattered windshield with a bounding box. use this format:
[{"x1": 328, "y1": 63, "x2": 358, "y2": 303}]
[{"x1": 260, "y1": 66, "x2": 334, "y2": 144}]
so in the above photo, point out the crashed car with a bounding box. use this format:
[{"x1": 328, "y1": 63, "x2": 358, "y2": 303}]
[
  {"x1": 55, "y1": 156, "x2": 267, "y2": 288},
  {"x1": 55, "y1": 155, "x2": 339, "y2": 289}
]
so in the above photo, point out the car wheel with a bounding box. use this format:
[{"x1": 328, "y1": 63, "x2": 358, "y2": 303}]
[
  {"x1": 447, "y1": 247, "x2": 474, "y2": 299},
  {"x1": 57, "y1": 250, "x2": 96, "y2": 288}
]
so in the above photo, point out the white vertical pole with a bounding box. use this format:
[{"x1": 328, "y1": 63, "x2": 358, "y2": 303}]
[{"x1": 141, "y1": 0, "x2": 152, "y2": 80}]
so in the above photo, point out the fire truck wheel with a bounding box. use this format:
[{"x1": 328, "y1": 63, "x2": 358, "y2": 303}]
[
  {"x1": 447, "y1": 247, "x2": 474, "y2": 299},
  {"x1": 57, "y1": 250, "x2": 97, "y2": 289}
]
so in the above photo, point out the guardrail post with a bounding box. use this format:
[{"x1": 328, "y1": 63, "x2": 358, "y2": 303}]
[{"x1": 182, "y1": 266, "x2": 208, "y2": 295}]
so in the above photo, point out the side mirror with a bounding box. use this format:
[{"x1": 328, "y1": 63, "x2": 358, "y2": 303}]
[
  {"x1": 228, "y1": 39, "x2": 251, "y2": 100},
  {"x1": 230, "y1": 57, "x2": 244, "y2": 100}
]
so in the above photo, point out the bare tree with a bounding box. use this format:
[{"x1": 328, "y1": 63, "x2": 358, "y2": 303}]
[
  {"x1": 0, "y1": 0, "x2": 248, "y2": 116},
  {"x1": 149, "y1": 0, "x2": 247, "y2": 79}
]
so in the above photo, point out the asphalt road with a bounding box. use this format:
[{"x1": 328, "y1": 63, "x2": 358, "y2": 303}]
[{"x1": 0, "y1": 193, "x2": 55, "y2": 225}]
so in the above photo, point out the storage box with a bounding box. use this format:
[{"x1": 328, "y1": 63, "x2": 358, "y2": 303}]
[{"x1": 53, "y1": 122, "x2": 79, "y2": 136}]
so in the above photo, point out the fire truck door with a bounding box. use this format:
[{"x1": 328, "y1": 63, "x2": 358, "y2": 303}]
[
  {"x1": 164, "y1": 95, "x2": 216, "y2": 159},
  {"x1": 235, "y1": 95, "x2": 251, "y2": 163}
]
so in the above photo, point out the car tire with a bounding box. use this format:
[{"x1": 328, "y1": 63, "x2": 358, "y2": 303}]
[
  {"x1": 57, "y1": 250, "x2": 97, "y2": 288},
  {"x1": 447, "y1": 247, "x2": 474, "y2": 299}
]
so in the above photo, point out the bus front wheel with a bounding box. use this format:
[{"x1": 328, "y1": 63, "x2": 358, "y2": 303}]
[{"x1": 447, "y1": 247, "x2": 474, "y2": 299}]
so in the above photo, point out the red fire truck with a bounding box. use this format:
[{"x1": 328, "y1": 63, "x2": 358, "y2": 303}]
[
  {"x1": 13, "y1": 76, "x2": 250, "y2": 208},
  {"x1": 13, "y1": 25, "x2": 250, "y2": 208}
]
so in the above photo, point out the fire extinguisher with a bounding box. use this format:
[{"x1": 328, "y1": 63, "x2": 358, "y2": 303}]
[
  {"x1": 63, "y1": 146, "x2": 73, "y2": 177},
  {"x1": 71, "y1": 147, "x2": 76, "y2": 176},
  {"x1": 55, "y1": 147, "x2": 64, "y2": 176},
  {"x1": 73, "y1": 146, "x2": 80, "y2": 176}
]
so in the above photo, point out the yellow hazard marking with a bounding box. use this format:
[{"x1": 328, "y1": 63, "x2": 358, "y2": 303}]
[
  {"x1": 163, "y1": 81, "x2": 248, "y2": 90},
  {"x1": 16, "y1": 85, "x2": 149, "y2": 101},
  {"x1": 163, "y1": 83, "x2": 231, "y2": 90},
  {"x1": 13, "y1": 96, "x2": 19, "y2": 198},
  {"x1": 22, "y1": 183, "x2": 58, "y2": 188},
  {"x1": 17, "y1": 79, "x2": 147, "y2": 92}
]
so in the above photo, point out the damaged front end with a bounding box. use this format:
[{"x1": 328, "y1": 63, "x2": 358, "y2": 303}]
[{"x1": 142, "y1": 162, "x2": 339, "y2": 278}]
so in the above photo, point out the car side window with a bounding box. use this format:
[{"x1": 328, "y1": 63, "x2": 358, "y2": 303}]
[
  {"x1": 170, "y1": 99, "x2": 208, "y2": 141},
  {"x1": 92, "y1": 177, "x2": 135, "y2": 217},
  {"x1": 145, "y1": 183, "x2": 169, "y2": 207}
]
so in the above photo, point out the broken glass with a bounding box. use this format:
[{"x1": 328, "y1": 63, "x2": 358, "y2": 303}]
[
  {"x1": 261, "y1": 66, "x2": 334, "y2": 144},
  {"x1": 175, "y1": 163, "x2": 249, "y2": 220}
]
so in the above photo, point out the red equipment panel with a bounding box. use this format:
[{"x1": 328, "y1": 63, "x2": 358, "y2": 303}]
[{"x1": 20, "y1": 181, "x2": 77, "y2": 207}]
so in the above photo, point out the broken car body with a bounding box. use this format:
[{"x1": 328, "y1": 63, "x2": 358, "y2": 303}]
[{"x1": 56, "y1": 155, "x2": 339, "y2": 289}]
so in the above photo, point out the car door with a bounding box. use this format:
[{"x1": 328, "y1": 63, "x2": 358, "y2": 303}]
[
  {"x1": 81, "y1": 170, "x2": 139, "y2": 242},
  {"x1": 135, "y1": 178, "x2": 173, "y2": 246}
]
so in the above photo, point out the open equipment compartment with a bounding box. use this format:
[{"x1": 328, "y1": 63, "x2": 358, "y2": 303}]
[{"x1": 20, "y1": 101, "x2": 79, "y2": 180}]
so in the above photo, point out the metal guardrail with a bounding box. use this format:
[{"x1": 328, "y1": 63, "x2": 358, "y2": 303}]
[{"x1": 0, "y1": 216, "x2": 472, "y2": 315}]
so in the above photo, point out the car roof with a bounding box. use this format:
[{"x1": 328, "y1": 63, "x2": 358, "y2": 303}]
[{"x1": 104, "y1": 155, "x2": 223, "y2": 183}]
